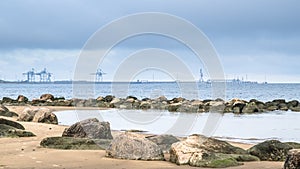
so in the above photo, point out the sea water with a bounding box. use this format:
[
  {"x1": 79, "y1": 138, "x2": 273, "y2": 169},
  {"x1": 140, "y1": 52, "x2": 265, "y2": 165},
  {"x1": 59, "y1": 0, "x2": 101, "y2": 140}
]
[
  {"x1": 1, "y1": 82, "x2": 300, "y2": 143},
  {"x1": 55, "y1": 109, "x2": 300, "y2": 143},
  {"x1": 0, "y1": 82, "x2": 299, "y2": 101}
]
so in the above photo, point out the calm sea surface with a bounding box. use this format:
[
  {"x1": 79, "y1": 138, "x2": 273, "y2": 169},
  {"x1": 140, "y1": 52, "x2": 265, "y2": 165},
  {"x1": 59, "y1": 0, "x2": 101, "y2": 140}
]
[
  {"x1": 1, "y1": 82, "x2": 300, "y2": 143},
  {"x1": 0, "y1": 82, "x2": 300, "y2": 101},
  {"x1": 55, "y1": 109, "x2": 300, "y2": 143}
]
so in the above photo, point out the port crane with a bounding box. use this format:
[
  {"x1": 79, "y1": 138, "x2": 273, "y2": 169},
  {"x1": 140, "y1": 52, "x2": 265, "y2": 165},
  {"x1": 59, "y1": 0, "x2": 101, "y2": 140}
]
[
  {"x1": 199, "y1": 68, "x2": 204, "y2": 82},
  {"x1": 22, "y1": 68, "x2": 52, "y2": 82},
  {"x1": 91, "y1": 68, "x2": 106, "y2": 82}
]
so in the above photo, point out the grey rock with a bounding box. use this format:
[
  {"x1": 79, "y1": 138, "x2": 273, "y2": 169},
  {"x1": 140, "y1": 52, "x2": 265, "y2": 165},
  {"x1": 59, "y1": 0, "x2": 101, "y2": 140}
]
[
  {"x1": 168, "y1": 103, "x2": 182, "y2": 112},
  {"x1": 0, "y1": 118, "x2": 25, "y2": 130},
  {"x1": 170, "y1": 134, "x2": 247, "y2": 165},
  {"x1": 242, "y1": 102, "x2": 260, "y2": 113},
  {"x1": 0, "y1": 119, "x2": 35, "y2": 137},
  {"x1": 284, "y1": 149, "x2": 300, "y2": 169},
  {"x1": 0, "y1": 125, "x2": 35, "y2": 137},
  {"x1": 32, "y1": 108, "x2": 58, "y2": 124},
  {"x1": 286, "y1": 142, "x2": 300, "y2": 149},
  {"x1": 147, "y1": 134, "x2": 180, "y2": 153},
  {"x1": 288, "y1": 100, "x2": 299, "y2": 108},
  {"x1": 40, "y1": 137, "x2": 110, "y2": 150},
  {"x1": 40, "y1": 94, "x2": 55, "y2": 101},
  {"x1": 171, "y1": 97, "x2": 185, "y2": 103},
  {"x1": 84, "y1": 99, "x2": 97, "y2": 107},
  {"x1": 1, "y1": 97, "x2": 16, "y2": 104},
  {"x1": 156, "y1": 96, "x2": 168, "y2": 102},
  {"x1": 18, "y1": 107, "x2": 58, "y2": 124},
  {"x1": 188, "y1": 153, "x2": 257, "y2": 168},
  {"x1": 290, "y1": 106, "x2": 300, "y2": 112},
  {"x1": 62, "y1": 118, "x2": 113, "y2": 139},
  {"x1": 104, "y1": 95, "x2": 114, "y2": 102},
  {"x1": 248, "y1": 140, "x2": 292, "y2": 161},
  {"x1": 229, "y1": 99, "x2": 247, "y2": 114},
  {"x1": 139, "y1": 101, "x2": 151, "y2": 109},
  {"x1": 17, "y1": 95, "x2": 28, "y2": 102},
  {"x1": 109, "y1": 98, "x2": 121, "y2": 108},
  {"x1": 0, "y1": 105, "x2": 18, "y2": 117},
  {"x1": 272, "y1": 99, "x2": 286, "y2": 105},
  {"x1": 279, "y1": 103, "x2": 289, "y2": 111},
  {"x1": 267, "y1": 106, "x2": 279, "y2": 111},
  {"x1": 106, "y1": 132, "x2": 164, "y2": 161},
  {"x1": 17, "y1": 107, "x2": 37, "y2": 122},
  {"x1": 126, "y1": 96, "x2": 138, "y2": 100}
]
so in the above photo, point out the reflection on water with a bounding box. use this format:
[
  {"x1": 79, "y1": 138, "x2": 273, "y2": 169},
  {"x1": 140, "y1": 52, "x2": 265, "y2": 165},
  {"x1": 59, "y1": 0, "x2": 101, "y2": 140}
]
[{"x1": 55, "y1": 109, "x2": 300, "y2": 143}]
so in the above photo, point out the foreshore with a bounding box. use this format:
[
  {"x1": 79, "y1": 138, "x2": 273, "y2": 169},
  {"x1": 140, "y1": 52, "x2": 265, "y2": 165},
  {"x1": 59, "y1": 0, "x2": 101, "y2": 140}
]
[{"x1": 0, "y1": 105, "x2": 286, "y2": 169}]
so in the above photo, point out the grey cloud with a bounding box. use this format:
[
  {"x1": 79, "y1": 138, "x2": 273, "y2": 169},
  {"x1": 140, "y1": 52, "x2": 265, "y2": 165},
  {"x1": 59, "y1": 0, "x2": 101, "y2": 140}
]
[{"x1": 0, "y1": 0, "x2": 299, "y2": 50}]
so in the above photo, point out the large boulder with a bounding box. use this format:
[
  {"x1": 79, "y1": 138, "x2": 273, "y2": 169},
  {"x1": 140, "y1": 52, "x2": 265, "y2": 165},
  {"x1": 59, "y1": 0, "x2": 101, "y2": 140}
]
[
  {"x1": 40, "y1": 137, "x2": 110, "y2": 150},
  {"x1": 0, "y1": 105, "x2": 18, "y2": 117},
  {"x1": 284, "y1": 149, "x2": 300, "y2": 169},
  {"x1": 248, "y1": 140, "x2": 293, "y2": 161},
  {"x1": 106, "y1": 132, "x2": 164, "y2": 161},
  {"x1": 170, "y1": 134, "x2": 248, "y2": 166},
  {"x1": 18, "y1": 107, "x2": 58, "y2": 124},
  {"x1": 32, "y1": 108, "x2": 58, "y2": 124},
  {"x1": 17, "y1": 107, "x2": 37, "y2": 122},
  {"x1": 62, "y1": 118, "x2": 113, "y2": 139},
  {"x1": 146, "y1": 134, "x2": 180, "y2": 153}
]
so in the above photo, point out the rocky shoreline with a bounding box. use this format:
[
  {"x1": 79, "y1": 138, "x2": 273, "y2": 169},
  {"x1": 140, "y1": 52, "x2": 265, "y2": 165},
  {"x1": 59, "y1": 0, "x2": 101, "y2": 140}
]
[
  {"x1": 1, "y1": 102, "x2": 300, "y2": 168},
  {"x1": 1, "y1": 94, "x2": 300, "y2": 113},
  {"x1": 2, "y1": 114, "x2": 299, "y2": 168}
]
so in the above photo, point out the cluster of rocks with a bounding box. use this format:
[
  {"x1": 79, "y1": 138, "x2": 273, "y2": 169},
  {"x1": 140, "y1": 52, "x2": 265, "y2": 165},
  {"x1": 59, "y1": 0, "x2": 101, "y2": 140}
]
[
  {"x1": 17, "y1": 107, "x2": 58, "y2": 124},
  {"x1": 0, "y1": 118, "x2": 35, "y2": 137},
  {"x1": 39, "y1": 117, "x2": 300, "y2": 168},
  {"x1": 0, "y1": 104, "x2": 58, "y2": 125},
  {"x1": 2, "y1": 94, "x2": 300, "y2": 113}
]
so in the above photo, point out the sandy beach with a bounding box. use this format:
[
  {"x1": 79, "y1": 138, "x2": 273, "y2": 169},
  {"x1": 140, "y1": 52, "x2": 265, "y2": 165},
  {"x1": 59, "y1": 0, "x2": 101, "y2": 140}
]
[{"x1": 0, "y1": 106, "x2": 283, "y2": 169}]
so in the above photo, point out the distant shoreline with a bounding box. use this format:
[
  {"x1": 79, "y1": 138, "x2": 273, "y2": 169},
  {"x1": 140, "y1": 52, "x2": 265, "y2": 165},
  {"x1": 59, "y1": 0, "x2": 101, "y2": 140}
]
[{"x1": 1, "y1": 80, "x2": 297, "y2": 84}]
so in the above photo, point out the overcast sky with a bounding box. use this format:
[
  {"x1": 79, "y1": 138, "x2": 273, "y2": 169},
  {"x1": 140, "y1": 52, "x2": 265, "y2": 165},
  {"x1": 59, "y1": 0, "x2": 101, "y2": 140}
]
[{"x1": 0, "y1": 0, "x2": 299, "y2": 83}]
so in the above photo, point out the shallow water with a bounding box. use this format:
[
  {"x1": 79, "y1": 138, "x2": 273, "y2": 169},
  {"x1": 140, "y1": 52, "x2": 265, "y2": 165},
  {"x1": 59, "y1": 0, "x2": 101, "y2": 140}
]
[{"x1": 54, "y1": 109, "x2": 300, "y2": 143}]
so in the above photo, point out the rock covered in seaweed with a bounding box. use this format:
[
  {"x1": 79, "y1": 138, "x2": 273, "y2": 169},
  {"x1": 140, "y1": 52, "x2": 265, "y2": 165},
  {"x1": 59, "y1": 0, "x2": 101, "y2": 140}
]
[
  {"x1": 248, "y1": 140, "x2": 293, "y2": 161},
  {"x1": 0, "y1": 105, "x2": 18, "y2": 117},
  {"x1": 40, "y1": 137, "x2": 110, "y2": 150},
  {"x1": 169, "y1": 134, "x2": 257, "y2": 168},
  {"x1": 0, "y1": 118, "x2": 35, "y2": 137}
]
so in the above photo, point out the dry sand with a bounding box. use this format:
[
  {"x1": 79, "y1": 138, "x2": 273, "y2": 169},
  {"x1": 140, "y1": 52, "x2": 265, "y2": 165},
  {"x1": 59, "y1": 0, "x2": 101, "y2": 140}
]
[{"x1": 0, "y1": 106, "x2": 283, "y2": 169}]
